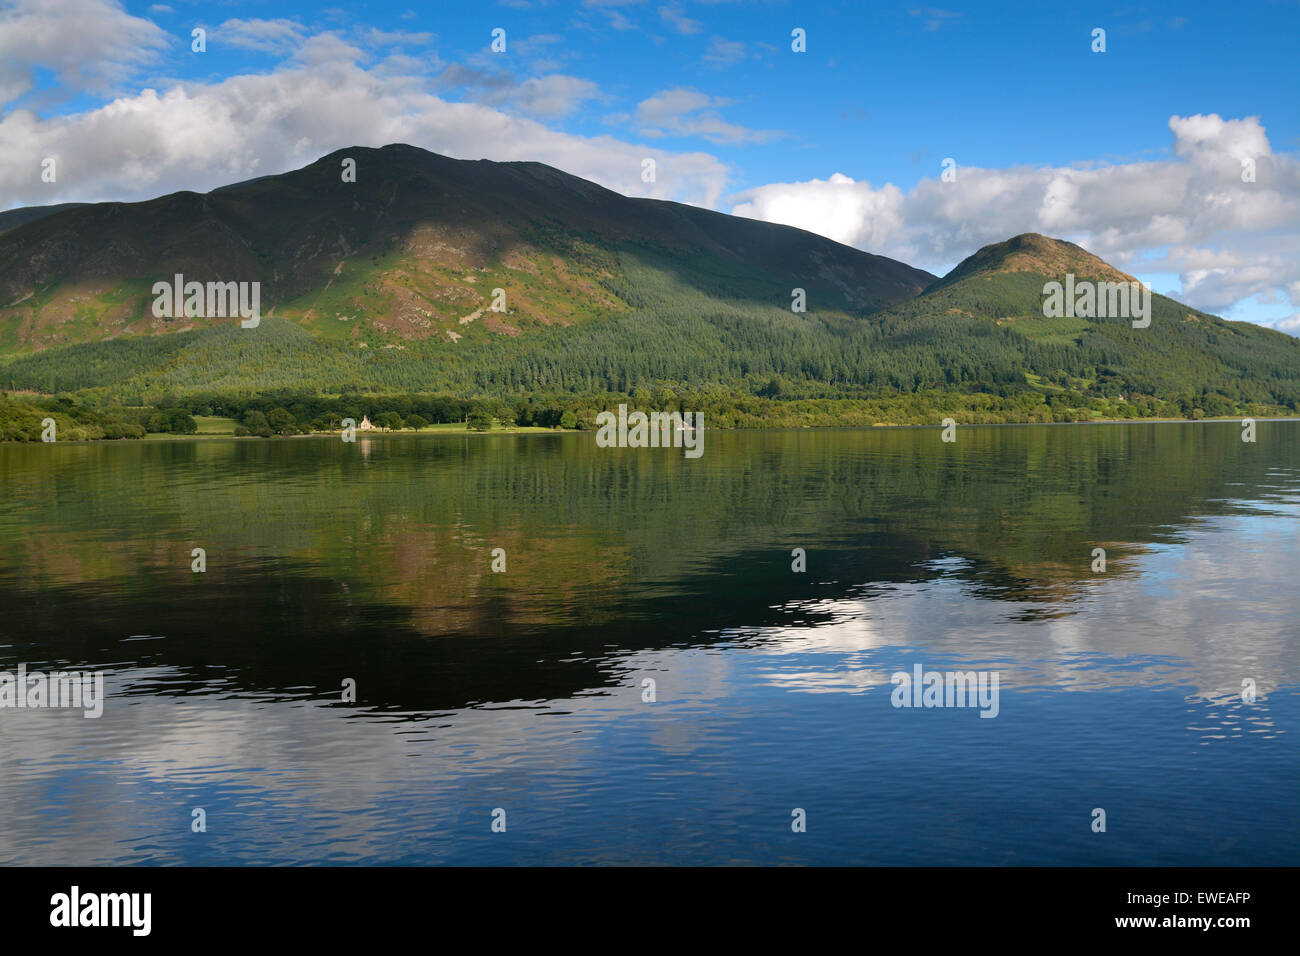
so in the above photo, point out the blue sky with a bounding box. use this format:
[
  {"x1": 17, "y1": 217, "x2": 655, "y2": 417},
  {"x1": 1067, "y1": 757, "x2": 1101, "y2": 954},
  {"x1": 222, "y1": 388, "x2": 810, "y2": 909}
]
[{"x1": 2, "y1": 0, "x2": 1298, "y2": 330}]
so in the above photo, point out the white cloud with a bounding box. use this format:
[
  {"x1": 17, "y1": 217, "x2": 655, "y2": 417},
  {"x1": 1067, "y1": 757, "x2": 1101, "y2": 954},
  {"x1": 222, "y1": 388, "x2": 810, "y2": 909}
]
[
  {"x1": 1170, "y1": 113, "x2": 1270, "y2": 163},
  {"x1": 371, "y1": 52, "x2": 443, "y2": 79},
  {"x1": 1268, "y1": 313, "x2": 1300, "y2": 334},
  {"x1": 435, "y1": 62, "x2": 605, "y2": 120},
  {"x1": 632, "y1": 86, "x2": 780, "y2": 144},
  {"x1": 732, "y1": 172, "x2": 905, "y2": 249},
  {"x1": 0, "y1": 0, "x2": 169, "y2": 105},
  {"x1": 702, "y1": 36, "x2": 747, "y2": 67},
  {"x1": 217, "y1": 18, "x2": 309, "y2": 55},
  {"x1": 292, "y1": 32, "x2": 369, "y2": 66},
  {"x1": 511, "y1": 75, "x2": 604, "y2": 119},
  {"x1": 363, "y1": 28, "x2": 435, "y2": 48},
  {"x1": 600, "y1": 10, "x2": 638, "y2": 32},
  {"x1": 659, "y1": 4, "x2": 702, "y2": 35}
]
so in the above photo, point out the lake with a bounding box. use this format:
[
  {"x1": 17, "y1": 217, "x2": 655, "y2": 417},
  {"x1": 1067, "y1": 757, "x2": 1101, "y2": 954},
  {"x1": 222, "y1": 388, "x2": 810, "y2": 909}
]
[{"x1": 0, "y1": 421, "x2": 1296, "y2": 865}]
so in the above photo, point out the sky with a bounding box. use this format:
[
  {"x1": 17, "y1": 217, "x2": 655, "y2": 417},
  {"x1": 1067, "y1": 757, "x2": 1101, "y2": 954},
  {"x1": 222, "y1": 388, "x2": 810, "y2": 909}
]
[{"x1": 1, "y1": 0, "x2": 1297, "y2": 332}]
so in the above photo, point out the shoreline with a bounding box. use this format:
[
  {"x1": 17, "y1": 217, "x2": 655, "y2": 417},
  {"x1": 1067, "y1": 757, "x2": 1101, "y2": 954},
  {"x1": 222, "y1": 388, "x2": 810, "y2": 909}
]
[{"x1": 6, "y1": 415, "x2": 1296, "y2": 446}]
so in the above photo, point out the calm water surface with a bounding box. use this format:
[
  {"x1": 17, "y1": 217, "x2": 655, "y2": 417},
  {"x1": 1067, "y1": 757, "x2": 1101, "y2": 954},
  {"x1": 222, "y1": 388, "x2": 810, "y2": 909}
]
[{"x1": 1, "y1": 421, "x2": 1297, "y2": 864}]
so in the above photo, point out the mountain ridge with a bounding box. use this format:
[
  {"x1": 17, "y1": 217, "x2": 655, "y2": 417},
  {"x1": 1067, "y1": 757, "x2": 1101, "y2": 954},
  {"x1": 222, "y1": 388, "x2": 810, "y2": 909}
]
[
  {"x1": 0, "y1": 144, "x2": 1297, "y2": 416},
  {"x1": 0, "y1": 143, "x2": 935, "y2": 352}
]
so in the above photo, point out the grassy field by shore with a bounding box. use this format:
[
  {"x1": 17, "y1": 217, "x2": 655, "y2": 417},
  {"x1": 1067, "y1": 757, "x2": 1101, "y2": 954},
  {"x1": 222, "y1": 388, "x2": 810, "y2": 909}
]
[
  {"x1": 118, "y1": 415, "x2": 1300, "y2": 442},
  {"x1": 139, "y1": 418, "x2": 564, "y2": 440}
]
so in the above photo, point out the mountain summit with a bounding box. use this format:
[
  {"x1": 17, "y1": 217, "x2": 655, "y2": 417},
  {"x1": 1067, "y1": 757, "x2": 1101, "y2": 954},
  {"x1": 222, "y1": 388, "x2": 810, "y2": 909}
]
[{"x1": 928, "y1": 233, "x2": 1136, "y2": 294}]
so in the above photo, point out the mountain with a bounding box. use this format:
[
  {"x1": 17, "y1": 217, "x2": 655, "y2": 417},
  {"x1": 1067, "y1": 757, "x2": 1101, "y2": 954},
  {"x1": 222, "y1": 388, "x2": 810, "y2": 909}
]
[
  {"x1": 0, "y1": 203, "x2": 91, "y2": 236},
  {"x1": 0, "y1": 145, "x2": 1296, "y2": 415},
  {"x1": 0, "y1": 143, "x2": 933, "y2": 353},
  {"x1": 863, "y1": 233, "x2": 1300, "y2": 407}
]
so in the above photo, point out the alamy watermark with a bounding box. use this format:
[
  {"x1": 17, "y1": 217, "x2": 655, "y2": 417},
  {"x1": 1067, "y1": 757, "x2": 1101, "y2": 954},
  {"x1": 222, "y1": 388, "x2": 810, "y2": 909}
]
[
  {"x1": 0, "y1": 664, "x2": 105, "y2": 718},
  {"x1": 595, "y1": 404, "x2": 703, "y2": 458},
  {"x1": 1042, "y1": 274, "x2": 1151, "y2": 328},
  {"x1": 890, "y1": 663, "x2": 1000, "y2": 718},
  {"x1": 50, "y1": 886, "x2": 150, "y2": 936},
  {"x1": 152, "y1": 273, "x2": 261, "y2": 328}
]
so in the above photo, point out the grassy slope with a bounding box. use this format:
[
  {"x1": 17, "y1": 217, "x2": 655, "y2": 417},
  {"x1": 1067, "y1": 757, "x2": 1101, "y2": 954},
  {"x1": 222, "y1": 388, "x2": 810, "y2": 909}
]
[
  {"x1": 3, "y1": 250, "x2": 1299, "y2": 416},
  {"x1": 866, "y1": 268, "x2": 1300, "y2": 406}
]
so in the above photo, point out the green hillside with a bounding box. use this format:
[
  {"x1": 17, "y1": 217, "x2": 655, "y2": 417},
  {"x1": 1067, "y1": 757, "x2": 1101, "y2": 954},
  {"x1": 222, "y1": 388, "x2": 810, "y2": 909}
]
[
  {"x1": 0, "y1": 148, "x2": 1297, "y2": 430},
  {"x1": 868, "y1": 234, "x2": 1300, "y2": 411}
]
